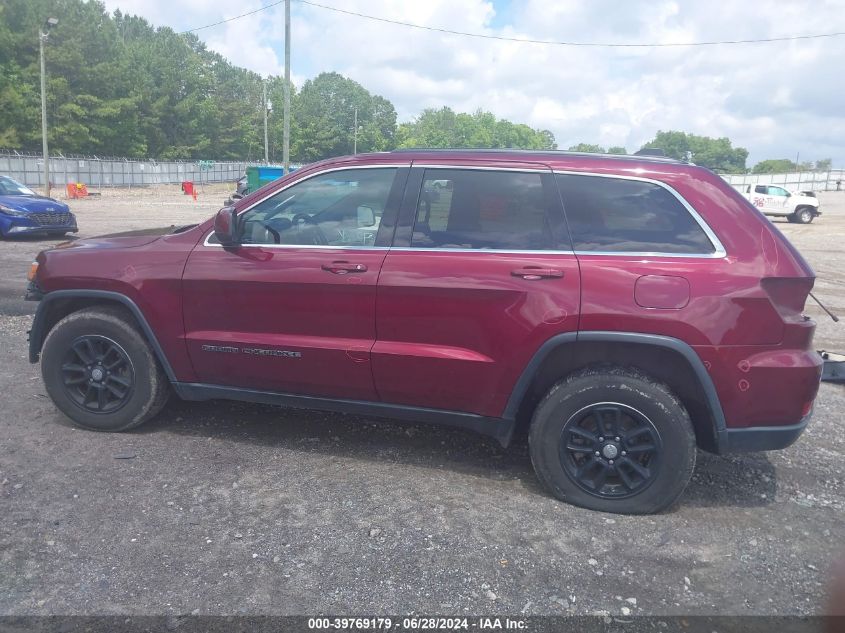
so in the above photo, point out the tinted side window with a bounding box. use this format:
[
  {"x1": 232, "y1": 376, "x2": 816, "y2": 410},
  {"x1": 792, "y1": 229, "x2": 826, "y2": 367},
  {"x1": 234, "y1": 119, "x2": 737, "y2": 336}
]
[
  {"x1": 411, "y1": 169, "x2": 554, "y2": 250},
  {"x1": 754, "y1": 185, "x2": 768, "y2": 194},
  {"x1": 234, "y1": 168, "x2": 396, "y2": 246},
  {"x1": 556, "y1": 174, "x2": 715, "y2": 254}
]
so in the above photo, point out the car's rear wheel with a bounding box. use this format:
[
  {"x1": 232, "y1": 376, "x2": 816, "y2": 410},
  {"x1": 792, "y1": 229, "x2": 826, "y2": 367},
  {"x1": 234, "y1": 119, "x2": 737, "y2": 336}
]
[
  {"x1": 792, "y1": 207, "x2": 814, "y2": 224},
  {"x1": 529, "y1": 367, "x2": 696, "y2": 514},
  {"x1": 41, "y1": 306, "x2": 170, "y2": 431}
]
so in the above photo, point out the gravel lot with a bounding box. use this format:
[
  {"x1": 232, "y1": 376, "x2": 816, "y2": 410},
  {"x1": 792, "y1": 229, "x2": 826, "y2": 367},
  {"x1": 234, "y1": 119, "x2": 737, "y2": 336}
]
[{"x1": 1, "y1": 184, "x2": 843, "y2": 617}]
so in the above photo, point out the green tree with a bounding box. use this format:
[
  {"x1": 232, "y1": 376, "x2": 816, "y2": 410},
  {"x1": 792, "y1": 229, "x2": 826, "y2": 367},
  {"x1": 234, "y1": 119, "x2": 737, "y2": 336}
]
[
  {"x1": 607, "y1": 146, "x2": 627, "y2": 155},
  {"x1": 0, "y1": 0, "x2": 556, "y2": 162},
  {"x1": 752, "y1": 159, "x2": 797, "y2": 174},
  {"x1": 568, "y1": 143, "x2": 605, "y2": 153},
  {"x1": 291, "y1": 72, "x2": 396, "y2": 162},
  {"x1": 641, "y1": 130, "x2": 748, "y2": 172},
  {"x1": 397, "y1": 107, "x2": 555, "y2": 150},
  {"x1": 815, "y1": 158, "x2": 832, "y2": 171}
]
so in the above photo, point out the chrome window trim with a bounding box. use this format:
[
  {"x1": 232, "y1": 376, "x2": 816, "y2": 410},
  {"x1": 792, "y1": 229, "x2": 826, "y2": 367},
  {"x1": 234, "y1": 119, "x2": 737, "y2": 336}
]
[
  {"x1": 387, "y1": 247, "x2": 575, "y2": 255},
  {"x1": 200, "y1": 163, "x2": 727, "y2": 259},
  {"x1": 202, "y1": 237, "x2": 390, "y2": 250},
  {"x1": 414, "y1": 164, "x2": 549, "y2": 173},
  {"x1": 201, "y1": 163, "x2": 408, "y2": 249},
  {"x1": 553, "y1": 170, "x2": 727, "y2": 259}
]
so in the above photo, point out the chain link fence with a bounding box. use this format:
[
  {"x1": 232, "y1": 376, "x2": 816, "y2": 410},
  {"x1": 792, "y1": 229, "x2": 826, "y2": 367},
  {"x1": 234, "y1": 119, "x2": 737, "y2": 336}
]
[
  {"x1": 0, "y1": 150, "x2": 267, "y2": 189},
  {"x1": 4, "y1": 149, "x2": 841, "y2": 194},
  {"x1": 722, "y1": 169, "x2": 845, "y2": 192}
]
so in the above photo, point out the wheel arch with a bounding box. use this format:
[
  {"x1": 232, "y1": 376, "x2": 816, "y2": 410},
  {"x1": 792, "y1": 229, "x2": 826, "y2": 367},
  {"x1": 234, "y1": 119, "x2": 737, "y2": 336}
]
[
  {"x1": 506, "y1": 331, "x2": 727, "y2": 453},
  {"x1": 29, "y1": 290, "x2": 176, "y2": 382}
]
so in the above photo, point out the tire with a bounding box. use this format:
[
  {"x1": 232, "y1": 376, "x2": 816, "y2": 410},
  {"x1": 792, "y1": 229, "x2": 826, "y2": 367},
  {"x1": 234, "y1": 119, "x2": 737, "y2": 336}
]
[
  {"x1": 792, "y1": 207, "x2": 814, "y2": 224},
  {"x1": 529, "y1": 367, "x2": 696, "y2": 514},
  {"x1": 41, "y1": 306, "x2": 170, "y2": 431}
]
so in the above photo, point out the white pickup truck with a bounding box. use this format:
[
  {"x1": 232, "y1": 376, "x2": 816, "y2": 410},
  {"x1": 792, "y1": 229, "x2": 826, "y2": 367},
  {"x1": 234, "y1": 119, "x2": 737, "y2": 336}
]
[{"x1": 739, "y1": 184, "x2": 821, "y2": 224}]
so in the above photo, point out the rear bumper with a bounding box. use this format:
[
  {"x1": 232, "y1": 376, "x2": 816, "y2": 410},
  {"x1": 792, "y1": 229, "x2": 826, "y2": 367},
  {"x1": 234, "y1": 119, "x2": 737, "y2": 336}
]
[{"x1": 721, "y1": 413, "x2": 811, "y2": 453}]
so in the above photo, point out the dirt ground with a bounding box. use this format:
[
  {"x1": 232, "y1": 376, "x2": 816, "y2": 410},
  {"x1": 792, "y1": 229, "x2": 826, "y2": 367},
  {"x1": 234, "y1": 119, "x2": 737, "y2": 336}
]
[{"x1": 0, "y1": 184, "x2": 843, "y2": 617}]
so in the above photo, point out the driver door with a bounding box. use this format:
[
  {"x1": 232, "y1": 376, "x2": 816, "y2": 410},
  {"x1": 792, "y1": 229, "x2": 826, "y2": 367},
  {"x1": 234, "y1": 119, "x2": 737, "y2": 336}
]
[
  {"x1": 765, "y1": 185, "x2": 791, "y2": 214},
  {"x1": 181, "y1": 166, "x2": 407, "y2": 400}
]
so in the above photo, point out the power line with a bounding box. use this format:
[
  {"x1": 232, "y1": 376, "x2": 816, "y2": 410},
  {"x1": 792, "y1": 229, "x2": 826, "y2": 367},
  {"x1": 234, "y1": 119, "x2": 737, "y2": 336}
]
[
  {"x1": 180, "y1": 1, "x2": 285, "y2": 34},
  {"x1": 299, "y1": 0, "x2": 845, "y2": 47},
  {"x1": 180, "y1": 0, "x2": 845, "y2": 47}
]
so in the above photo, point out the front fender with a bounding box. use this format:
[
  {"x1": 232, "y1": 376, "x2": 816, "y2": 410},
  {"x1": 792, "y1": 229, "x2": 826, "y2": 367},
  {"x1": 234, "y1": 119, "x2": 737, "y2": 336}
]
[{"x1": 28, "y1": 289, "x2": 177, "y2": 382}]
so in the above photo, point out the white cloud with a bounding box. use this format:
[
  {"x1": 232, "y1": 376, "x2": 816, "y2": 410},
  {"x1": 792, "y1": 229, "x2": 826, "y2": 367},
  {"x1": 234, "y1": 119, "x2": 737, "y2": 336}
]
[{"x1": 101, "y1": 0, "x2": 845, "y2": 165}]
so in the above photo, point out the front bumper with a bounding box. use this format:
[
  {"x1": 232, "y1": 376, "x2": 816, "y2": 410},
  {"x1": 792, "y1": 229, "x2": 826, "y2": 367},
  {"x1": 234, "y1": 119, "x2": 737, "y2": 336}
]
[
  {"x1": 5, "y1": 223, "x2": 78, "y2": 235},
  {"x1": 1, "y1": 213, "x2": 78, "y2": 235}
]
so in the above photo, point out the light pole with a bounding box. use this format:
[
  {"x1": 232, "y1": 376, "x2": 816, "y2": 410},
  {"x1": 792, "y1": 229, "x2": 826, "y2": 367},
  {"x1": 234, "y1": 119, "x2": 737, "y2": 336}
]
[
  {"x1": 353, "y1": 107, "x2": 358, "y2": 154},
  {"x1": 263, "y1": 80, "x2": 272, "y2": 163},
  {"x1": 283, "y1": 0, "x2": 290, "y2": 173},
  {"x1": 39, "y1": 17, "x2": 58, "y2": 198}
]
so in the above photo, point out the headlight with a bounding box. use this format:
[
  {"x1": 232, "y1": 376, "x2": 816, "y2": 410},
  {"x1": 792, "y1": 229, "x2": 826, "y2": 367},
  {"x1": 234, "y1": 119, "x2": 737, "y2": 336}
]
[{"x1": 0, "y1": 204, "x2": 27, "y2": 217}]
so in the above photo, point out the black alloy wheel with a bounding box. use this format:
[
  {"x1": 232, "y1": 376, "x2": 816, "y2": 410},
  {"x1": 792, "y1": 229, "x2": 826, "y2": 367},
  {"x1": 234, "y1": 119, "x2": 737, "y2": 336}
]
[
  {"x1": 61, "y1": 335, "x2": 135, "y2": 414},
  {"x1": 559, "y1": 402, "x2": 662, "y2": 499}
]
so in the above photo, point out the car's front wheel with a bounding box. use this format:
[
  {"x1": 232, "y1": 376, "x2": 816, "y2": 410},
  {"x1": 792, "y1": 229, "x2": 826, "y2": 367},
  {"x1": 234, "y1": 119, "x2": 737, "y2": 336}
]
[
  {"x1": 792, "y1": 207, "x2": 815, "y2": 224},
  {"x1": 41, "y1": 306, "x2": 170, "y2": 431},
  {"x1": 529, "y1": 367, "x2": 696, "y2": 514}
]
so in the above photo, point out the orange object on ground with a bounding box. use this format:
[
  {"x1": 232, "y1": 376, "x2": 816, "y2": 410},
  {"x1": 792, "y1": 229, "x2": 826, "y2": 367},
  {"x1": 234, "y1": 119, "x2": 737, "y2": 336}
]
[
  {"x1": 181, "y1": 181, "x2": 194, "y2": 196},
  {"x1": 66, "y1": 183, "x2": 89, "y2": 199},
  {"x1": 192, "y1": 189, "x2": 197, "y2": 201}
]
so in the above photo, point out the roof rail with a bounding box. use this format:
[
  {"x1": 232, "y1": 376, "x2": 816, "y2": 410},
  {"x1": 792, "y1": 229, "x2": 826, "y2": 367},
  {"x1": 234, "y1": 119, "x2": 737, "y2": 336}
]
[{"x1": 388, "y1": 147, "x2": 685, "y2": 164}]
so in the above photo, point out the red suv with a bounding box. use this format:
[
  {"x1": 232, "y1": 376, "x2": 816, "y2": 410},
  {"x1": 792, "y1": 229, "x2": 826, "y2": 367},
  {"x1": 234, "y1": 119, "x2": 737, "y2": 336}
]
[{"x1": 26, "y1": 150, "x2": 822, "y2": 514}]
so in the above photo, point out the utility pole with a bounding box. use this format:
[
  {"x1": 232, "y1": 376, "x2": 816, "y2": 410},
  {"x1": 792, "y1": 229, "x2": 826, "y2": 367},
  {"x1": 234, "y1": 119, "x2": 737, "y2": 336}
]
[
  {"x1": 353, "y1": 107, "x2": 358, "y2": 154},
  {"x1": 39, "y1": 17, "x2": 58, "y2": 197},
  {"x1": 263, "y1": 80, "x2": 269, "y2": 163},
  {"x1": 283, "y1": 0, "x2": 290, "y2": 173}
]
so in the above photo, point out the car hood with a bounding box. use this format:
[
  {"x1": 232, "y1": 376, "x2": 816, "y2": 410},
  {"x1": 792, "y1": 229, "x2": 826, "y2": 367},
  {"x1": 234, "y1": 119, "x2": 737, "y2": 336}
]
[
  {"x1": 789, "y1": 191, "x2": 820, "y2": 204},
  {"x1": 54, "y1": 226, "x2": 188, "y2": 250},
  {"x1": 0, "y1": 194, "x2": 70, "y2": 213}
]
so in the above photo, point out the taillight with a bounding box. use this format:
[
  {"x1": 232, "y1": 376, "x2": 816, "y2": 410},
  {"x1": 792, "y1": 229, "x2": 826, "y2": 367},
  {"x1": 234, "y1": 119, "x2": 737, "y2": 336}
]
[{"x1": 761, "y1": 277, "x2": 814, "y2": 319}]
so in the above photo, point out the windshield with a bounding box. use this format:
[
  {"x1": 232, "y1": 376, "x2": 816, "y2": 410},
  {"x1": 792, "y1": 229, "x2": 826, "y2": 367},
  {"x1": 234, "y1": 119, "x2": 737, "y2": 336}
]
[{"x1": 0, "y1": 176, "x2": 36, "y2": 196}]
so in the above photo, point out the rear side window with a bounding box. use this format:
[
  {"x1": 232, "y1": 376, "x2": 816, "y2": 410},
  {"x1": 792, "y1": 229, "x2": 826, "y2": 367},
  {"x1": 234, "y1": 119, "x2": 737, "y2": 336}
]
[
  {"x1": 555, "y1": 174, "x2": 715, "y2": 254},
  {"x1": 411, "y1": 169, "x2": 555, "y2": 250}
]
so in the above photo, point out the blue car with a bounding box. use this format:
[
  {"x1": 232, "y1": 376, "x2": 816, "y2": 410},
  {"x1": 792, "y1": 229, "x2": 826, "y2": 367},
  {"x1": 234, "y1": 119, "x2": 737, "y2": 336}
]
[{"x1": 0, "y1": 176, "x2": 78, "y2": 238}]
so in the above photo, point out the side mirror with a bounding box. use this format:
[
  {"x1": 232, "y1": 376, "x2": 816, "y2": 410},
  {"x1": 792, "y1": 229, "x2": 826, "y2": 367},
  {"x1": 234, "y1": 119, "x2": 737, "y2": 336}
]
[
  {"x1": 213, "y1": 206, "x2": 239, "y2": 247},
  {"x1": 357, "y1": 205, "x2": 376, "y2": 227}
]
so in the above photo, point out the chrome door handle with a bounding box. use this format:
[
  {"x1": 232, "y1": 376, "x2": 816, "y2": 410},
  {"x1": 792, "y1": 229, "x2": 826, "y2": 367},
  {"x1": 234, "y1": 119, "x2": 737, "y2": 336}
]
[
  {"x1": 322, "y1": 261, "x2": 368, "y2": 274},
  {"x1": 511, "y1": 267, "x2": 564, "y2": 280}
]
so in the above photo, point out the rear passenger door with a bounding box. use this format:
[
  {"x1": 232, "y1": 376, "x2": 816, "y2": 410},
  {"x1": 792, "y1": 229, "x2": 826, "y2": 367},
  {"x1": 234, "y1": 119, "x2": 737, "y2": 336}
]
[{"x1": 372, "y1": 162, "x2": 581, "y2": 418}]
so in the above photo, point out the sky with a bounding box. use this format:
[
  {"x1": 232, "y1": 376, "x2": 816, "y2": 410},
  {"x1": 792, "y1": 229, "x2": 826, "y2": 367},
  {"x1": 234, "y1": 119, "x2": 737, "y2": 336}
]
[{"x1": 100, "y1": 0, "x2": 845, "y2": 166}]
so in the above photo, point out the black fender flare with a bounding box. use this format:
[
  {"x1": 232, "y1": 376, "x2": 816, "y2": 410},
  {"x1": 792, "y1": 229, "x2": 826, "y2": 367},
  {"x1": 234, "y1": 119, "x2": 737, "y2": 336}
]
[
  {"x1": 28, "y1": 289, "x2": 177, "y2": 382},
  {"x1": 504, "y1": 331, "x2": 728, "y2": 452}
]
